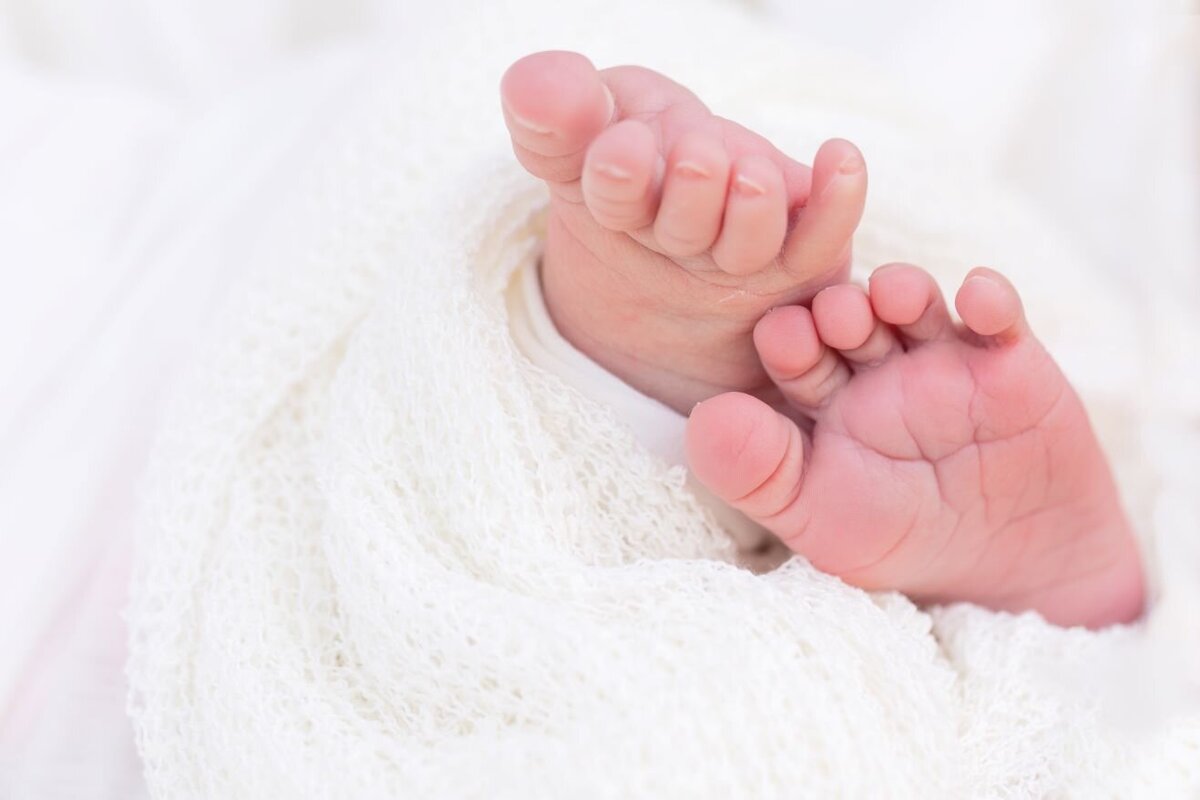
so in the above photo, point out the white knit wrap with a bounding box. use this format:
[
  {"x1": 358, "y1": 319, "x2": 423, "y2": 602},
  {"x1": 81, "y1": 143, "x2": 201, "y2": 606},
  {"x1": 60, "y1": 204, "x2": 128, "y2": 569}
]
[{"x1": 127, "y1": 0, "x2": 1200, "y2": 795}]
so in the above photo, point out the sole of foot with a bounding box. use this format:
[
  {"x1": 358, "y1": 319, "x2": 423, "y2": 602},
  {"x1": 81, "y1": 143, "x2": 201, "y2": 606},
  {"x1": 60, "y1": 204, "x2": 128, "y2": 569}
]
[{"x1": 686, "y1": 263, "x2": 1144, "y2": 629}]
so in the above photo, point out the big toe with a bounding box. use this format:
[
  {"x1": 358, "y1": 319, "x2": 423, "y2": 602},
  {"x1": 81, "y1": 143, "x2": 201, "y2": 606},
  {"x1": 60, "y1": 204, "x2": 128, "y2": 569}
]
[
  {"x1": 501, "y1": 51, "x2": 614, "y2": 183},
  {"x1": 686, "y1": 393, "x2": 808, "y2": 522}
]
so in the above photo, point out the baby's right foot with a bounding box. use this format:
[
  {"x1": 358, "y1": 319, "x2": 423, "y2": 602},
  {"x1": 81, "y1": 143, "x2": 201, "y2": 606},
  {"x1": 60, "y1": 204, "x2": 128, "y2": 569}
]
[
  {"x1": 501, "y1": 51, "x2": 867, "y2": 413},
  {"x1": 686, "y1": 264, "x2": 1145, "y2": 628}
]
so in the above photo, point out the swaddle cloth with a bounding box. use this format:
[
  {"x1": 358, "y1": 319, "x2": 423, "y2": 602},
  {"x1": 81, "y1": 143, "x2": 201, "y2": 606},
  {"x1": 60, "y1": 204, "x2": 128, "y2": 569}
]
[{"x1": 127, "y1": 0, "x2": 1200, "y2": 796}]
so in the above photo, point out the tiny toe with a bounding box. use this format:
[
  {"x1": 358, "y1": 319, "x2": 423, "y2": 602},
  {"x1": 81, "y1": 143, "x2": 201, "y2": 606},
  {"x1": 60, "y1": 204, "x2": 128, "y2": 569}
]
[
  {"x1": 582, "y1": 120, "x2": 660, "y2": 231},
  {"x1": 812, "y1": 284, "x2": 900, "y2": 366},
  {"x1": 754, "y1": 305, "x2": 850, "y2": 412},
  {"x1": 954, "y1": 267, "x2": 1028, "y2": 343},
  {"x1": 653, "y1": 132, "x2": 731, "y2": 257},
  {"x1": 780, "y1": 138, "x2": 867, "y2": 282},
  {"x1": 710, "y1": 154, "x2": 788, "y2": 276},
  {"x1": 868, "y1": 262, "x2": 953, "y2": 344},
  {"x1": 501, "y1": 51, "x2": 615, "y2": 183},
  {"x1": 686, "y1": 392, "x2": 809, "y2": 522}
]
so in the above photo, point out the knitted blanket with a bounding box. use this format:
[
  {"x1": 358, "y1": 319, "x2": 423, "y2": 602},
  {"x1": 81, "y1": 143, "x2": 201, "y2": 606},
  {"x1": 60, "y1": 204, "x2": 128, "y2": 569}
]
[{"x1": 127, "y1": 0, "x2": 1200, "y2": 795}]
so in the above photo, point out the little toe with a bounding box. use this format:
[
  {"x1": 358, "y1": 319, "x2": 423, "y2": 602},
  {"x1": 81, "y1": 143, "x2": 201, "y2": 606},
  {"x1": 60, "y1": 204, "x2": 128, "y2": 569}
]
[
  {"x1": 501, "y1": 51, "x2": 615, "y2": 184},
  {"x1": 868, "y1": 262, "x2": 954, "y2": 345},
  {"x1": 780, "y1": 138, "x2": 867, "y2": 282},
  {"x1": 686, "y1": 392, "x2": 809, "y2": 523},
  {"x1": 754, "y1": 305, "x2": 850, "y2": 412},
  {"x1": 710, "y1": 154, "x2": 788, "y2": 276},
  {"x1": 954, "y1": 267, "x2": 1029, "y2": 344},
  {"x1": 581, "y1": 120, "x2": 660, "y2": 231},
  {"x1": 652, "y1": 132, "x2": 732, "y2": 258},
  {"x1": 812, "y1": 283, "x2": 899, "y2": 367}
]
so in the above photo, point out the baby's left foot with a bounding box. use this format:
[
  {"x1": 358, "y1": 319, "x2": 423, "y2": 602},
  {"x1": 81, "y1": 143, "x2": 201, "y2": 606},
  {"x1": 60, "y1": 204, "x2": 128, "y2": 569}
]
[
  {"x1": 501, "y1": 52, "x2": 866, "y2": 414},
  {"x1": 686, "y1": 264, "x2": 1144, "y2": 628}
]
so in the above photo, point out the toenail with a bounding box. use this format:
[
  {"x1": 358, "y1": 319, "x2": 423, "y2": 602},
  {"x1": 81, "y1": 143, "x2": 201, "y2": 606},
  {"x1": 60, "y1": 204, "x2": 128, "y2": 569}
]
[
  {"x1": 962, "y1": 271, "x2": 1012, "y2": 300},
  {"x1": 964, "y1": 274, "x2": 1000, "y2": 291},
  {"x1": 601, "y1": 84, "x2": 616, "y2": 123},
  {"x1": 733, "y1": 173, "x2": 767, "y2": 196},
  {"x1": 508, "y1": 108, "x2": 554, "y2": 135},
  {"x1": 674, "y1": 160, "x2": 711, "y2": 179},
  {"x1": 592, "y1": 162, "x2": 632, "y2": 180},
  {"x1": 837, "y1": 153, "x2": 865, "y2": 175}
]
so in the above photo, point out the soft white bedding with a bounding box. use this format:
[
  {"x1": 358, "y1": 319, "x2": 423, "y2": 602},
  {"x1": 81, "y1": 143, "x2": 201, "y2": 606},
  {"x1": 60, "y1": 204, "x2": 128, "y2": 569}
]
[{"x1": 0, "y1": 1, "x2": 1195, "y2": 797}]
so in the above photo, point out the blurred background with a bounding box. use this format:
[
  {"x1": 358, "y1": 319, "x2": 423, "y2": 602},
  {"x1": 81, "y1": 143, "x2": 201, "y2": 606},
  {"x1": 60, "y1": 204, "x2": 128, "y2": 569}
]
[{"x1": 0, "y1": 1, "x2": 1195, "y2": 796}]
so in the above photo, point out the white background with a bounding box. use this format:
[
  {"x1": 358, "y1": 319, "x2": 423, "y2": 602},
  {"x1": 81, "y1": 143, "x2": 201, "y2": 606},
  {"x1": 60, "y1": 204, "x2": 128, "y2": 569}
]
[{"x1": 0, "y1": 1, "x2": 1195, "y2": 796}]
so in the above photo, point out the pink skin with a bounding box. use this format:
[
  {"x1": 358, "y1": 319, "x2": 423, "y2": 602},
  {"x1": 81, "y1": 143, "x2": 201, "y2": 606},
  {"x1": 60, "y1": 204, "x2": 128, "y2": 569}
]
[
  {"x1": 502, "y1": 52, "x2": 1143, "y2": 627},
  {"x1": 500, "y1": 51, "x2": 868, "y2": 413},
  {"x1": 686, "y1": 264, "x2": 1145, "y2": 629}
]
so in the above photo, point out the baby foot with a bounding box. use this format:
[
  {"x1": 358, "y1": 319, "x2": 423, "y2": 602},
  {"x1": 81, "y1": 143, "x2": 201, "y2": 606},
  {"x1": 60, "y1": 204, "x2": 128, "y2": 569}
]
[
  {"x1": 686, "y1": 264, "x2": 1145, "y2": 628},
  {"x1": 501, "y1": 51, "x2": 867, "y2": 412}
]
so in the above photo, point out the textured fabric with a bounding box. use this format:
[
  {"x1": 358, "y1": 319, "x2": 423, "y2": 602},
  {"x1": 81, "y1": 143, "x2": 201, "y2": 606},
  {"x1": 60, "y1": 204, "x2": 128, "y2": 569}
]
[
  {"x1": 506, "y1": 257, "x2": 784, "y2": 562},
  {"x1": 124, "y1": 0, "x2": 1200, "y2": 796}
]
